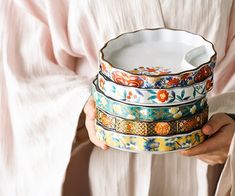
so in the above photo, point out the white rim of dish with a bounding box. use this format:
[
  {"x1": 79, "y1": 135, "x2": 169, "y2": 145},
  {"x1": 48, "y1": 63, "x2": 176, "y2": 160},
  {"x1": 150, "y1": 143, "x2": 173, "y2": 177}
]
[{"x1": 99, "y1": 28, "x2": 216, "y2": 77}]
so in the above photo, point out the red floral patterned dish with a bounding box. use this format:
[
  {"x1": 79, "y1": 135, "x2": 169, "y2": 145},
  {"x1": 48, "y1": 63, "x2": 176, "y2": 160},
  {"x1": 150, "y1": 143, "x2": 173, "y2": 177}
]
[{"x1": 99, "y1": 28, "x2": 216, "y2": 89}]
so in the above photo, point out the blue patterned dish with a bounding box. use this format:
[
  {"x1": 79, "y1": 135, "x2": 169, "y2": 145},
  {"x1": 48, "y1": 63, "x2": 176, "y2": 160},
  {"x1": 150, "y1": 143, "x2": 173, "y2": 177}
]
[{"x1": 98, "y1": 73, "x2": 213, "y2": 106}]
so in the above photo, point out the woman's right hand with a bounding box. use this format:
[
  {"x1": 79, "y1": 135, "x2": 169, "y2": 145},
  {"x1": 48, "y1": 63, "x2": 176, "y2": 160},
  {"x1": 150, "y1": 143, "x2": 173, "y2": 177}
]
[{"x1": 83, "y1": 96, "x2": 109, "y2": 150}]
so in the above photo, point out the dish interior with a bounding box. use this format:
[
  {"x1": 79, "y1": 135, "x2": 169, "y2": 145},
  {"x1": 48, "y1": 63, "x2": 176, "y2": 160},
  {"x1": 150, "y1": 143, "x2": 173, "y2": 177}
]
[{"x1": 103, "y1": 29, "x2": 215, "y2": 74}]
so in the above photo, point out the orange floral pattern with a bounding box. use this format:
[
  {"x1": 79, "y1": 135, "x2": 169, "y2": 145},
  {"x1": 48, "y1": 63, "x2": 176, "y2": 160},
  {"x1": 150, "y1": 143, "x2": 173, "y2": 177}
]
[
  {"x1": 194, "y1": 65, "x2": 212, "y2": 82},
  {"x1": 100, "y1": 59, "x2": 215, "y2": 88},
  {"x1": 155, "y1": 122, "x2": 171, "y2": 135},
  {"x1": 96, "y1": 107, "x2": 208, "y2": 136},
  {"x1": 112, "y1": 71, "x2": 144, "y2": 87},
  {"x1": 157, "y1": 90, "x2": 169, "y2": 102},
  {"x1": 167, "y1": 78, "x2": 180, "y2": 86},
  {"x1": 100, "y1": 114, "x2": 113, "y2": 127},
  {"x1": 126, "y1": 91, "x2": 137, "y2": 99}
]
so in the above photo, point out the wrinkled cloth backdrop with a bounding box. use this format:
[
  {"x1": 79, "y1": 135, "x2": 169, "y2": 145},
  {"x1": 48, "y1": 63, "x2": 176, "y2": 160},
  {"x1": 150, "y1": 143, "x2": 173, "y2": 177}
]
[{"x1": 1, "y1": 0, "x2": 235, "y2": 196}]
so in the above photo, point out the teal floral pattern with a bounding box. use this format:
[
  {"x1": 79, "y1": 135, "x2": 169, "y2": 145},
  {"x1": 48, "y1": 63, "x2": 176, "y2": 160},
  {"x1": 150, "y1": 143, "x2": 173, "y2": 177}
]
[{"x1": 92, "y1": 79, "x2": 208, "y2": 121}]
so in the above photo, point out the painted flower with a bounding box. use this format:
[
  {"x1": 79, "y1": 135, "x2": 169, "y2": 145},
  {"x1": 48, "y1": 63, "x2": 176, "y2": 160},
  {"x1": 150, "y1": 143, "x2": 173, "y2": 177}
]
[
  {"x1": 112, "y1": 104, "x2": 122, "y2": 114},
  {"x1": 144, "y1": 139, "x2": 160, "y2": 151},
  {"x1": 167, "y1": 78, "x2": 180, "y2": 86},
  {"x1": 155, "y1": 79, "x2": 164, "y2": 88},
  {"x1": 194, "y1": 66, "x2": 212, "y2": 82},
  {"x1": 126, "y1": 123, "x2": 133, "y2": 131},
  {"x1": 155, "y1": 122, "x2": 171, "y2": 135},
  {"x1": 147, "y1": 67, "x2": 156, "y2": 73},
  {"x1": 140, "y1": 109, "x2": 148, "y2": 116},
  {"x1": 112, "y1": 71, "x2": 144, "y2": 87},
  {"x1": 200, "y1": 65, "x2": 212, "y2": 77},
  {"x1": 101, "y1": 115, "x2": 113, "y2": 127},
  {"x1": 99, "y1": 77, "x2": 105, "y2": 90},
  {"x1": 206, "y1": 79, "x2": 213, "y2": 91},
  {"x1": 173, "y1": 111, "x2": 183, "y2": 119},
  {"x1": 190, "y1": 105, "x2": 197, "y2": 114},
  {"x1": 180, "y1": 80, "x2": 189, "y2": 87},
  {"x1": 181, "y1": 73, "x2": 191, "y2": 80},
  {"x1": 126, "y1": 91, "x2": 137, "y2": 100},
  {"x1": 157, "y1": 90, "x2": 169, "y2": 102},
  {"x1": 169, "y1": 107, "x2": 179, "y2": 114}
]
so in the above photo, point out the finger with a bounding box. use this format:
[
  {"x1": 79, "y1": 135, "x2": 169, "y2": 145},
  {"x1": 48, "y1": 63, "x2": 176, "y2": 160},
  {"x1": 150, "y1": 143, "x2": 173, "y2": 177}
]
[
  {"x1": 180, "y1": 125, "x2": 233, "y2": 156},
  {"x1": 196, "y1": 156, "x2": 217, "y2": 165},
  {"x1": 196, "y1": 152, "x2": 227, "y2": 165},
  {"x1": 85, "y1": 118, "x2": 108, "y2": 150},
  {"x1": 202, "y1": 113, "x2": 232, "y2": 135},
  {"x1": 84, "y1": 97, "x2": 96, "y2": 120}
]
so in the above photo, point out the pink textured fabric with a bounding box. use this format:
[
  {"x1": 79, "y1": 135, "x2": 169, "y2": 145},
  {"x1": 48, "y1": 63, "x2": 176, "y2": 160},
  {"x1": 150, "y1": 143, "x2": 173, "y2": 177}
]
[{"x1": 0, "y1": 0, "x2": 235, "y2": 196}]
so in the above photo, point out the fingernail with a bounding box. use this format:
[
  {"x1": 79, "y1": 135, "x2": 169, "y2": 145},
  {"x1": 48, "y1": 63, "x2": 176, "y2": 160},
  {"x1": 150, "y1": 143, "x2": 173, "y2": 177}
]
[{"x1": 202, "y1": 125, "x2": 213, "y2": 135}]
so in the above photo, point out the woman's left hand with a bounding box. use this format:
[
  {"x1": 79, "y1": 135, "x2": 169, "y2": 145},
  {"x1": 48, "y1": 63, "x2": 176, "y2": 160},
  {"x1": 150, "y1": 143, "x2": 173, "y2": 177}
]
[{"x1": 180, "y1": 113, "x2": 235, "y2": 165}]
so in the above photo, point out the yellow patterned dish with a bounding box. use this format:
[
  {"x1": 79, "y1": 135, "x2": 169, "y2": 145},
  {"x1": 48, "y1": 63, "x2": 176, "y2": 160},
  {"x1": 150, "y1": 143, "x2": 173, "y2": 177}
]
[{"x1": 95, "y1": 123, "x2": 207, "y2": 153}]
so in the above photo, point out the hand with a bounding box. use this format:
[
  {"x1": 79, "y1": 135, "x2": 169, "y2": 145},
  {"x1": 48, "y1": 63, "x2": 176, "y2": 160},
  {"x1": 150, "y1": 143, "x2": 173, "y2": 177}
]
[
  {"x1": 83, "y1": 96, "x2": 109, "y2": 150},
  {"x1": 180, "y1": 113, "x2": 235, "y2": 165}
]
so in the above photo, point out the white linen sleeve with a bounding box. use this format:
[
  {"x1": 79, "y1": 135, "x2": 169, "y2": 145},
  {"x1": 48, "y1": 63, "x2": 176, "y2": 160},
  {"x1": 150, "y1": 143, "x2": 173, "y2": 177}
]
[{"x1": 0, "y1": 1, "x2": 93, "y2": 195}]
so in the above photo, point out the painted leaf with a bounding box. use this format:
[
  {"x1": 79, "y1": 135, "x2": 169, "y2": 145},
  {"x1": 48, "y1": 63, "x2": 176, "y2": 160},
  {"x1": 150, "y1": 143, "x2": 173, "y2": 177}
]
[
  {"x1": 181, "y1": 89, "x2": 185, "y2": 98},
  {"x1": 183, "y1": 96, "x2": 191, "y2": 100},
  {"x1": 148, "y1": 90, "x2": 157, "y2": 94},
  {"x1": 193, "y1": 88, "x2": 197, "y2": 98},
  {"x1": 123, "y1": 90, "x2": 127, "y2": 98},
  {"x1": 195, "y1": 133, "x2": 200, "y2": 142},
  {"x1": 167, "y1": 98, "x2": 175, "y2": 103},
  {"x1": 171, "y1": 91, "x2": 176, "y2": 98},
  {"x1": 201, "y1": 87, "x2": 206, "y2": 94},
  {"x1": 135, "y1": 89, "x2": 144, "y2": 96},
  {"x1": 165, "y1": 142, "x2": 174, "y2": 147},
  {"x1": 111, "y1": 86, "x2": 116, "y2": 93},
  {"x1": 147, "y1": 95, "x2": 157, "y2": 100},
  {"x1": 176, "y1": 95, "x2": 183, "y2": 100}
]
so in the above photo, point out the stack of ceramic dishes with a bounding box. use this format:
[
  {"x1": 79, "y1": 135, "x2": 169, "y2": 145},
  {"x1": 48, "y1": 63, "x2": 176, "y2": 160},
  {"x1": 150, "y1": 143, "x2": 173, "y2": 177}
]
[{"x1": 92, "y1": 28, "x2": 216, "y2": 153}]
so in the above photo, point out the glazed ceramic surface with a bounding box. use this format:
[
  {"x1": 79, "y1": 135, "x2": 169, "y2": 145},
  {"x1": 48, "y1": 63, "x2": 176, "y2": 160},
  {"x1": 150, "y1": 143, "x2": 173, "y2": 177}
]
[
  {"x1": 95, "y1": 123, "x2": 207, "y2": 153},
  {"x1": 99, "y1": 28, "x2": 216, "y2": 88},
  {"x1": 92, "y1": 79, "x2": 208, "y2": 121},
  {"x1": 98, "y1": 73, "x2": 213, "y2": 105},
  {"x1": 96, "y1": 107, "x2": 208, "y2": 136}
]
